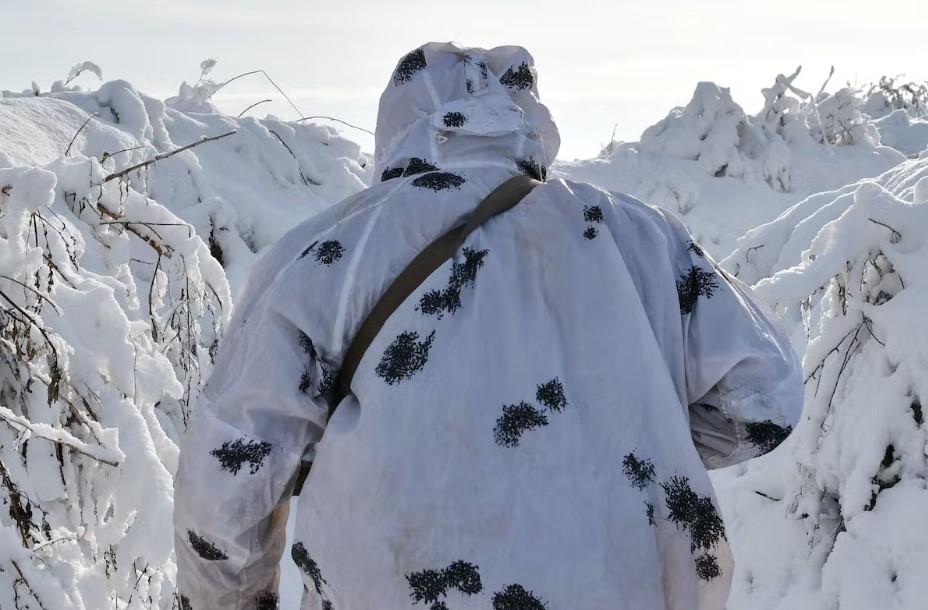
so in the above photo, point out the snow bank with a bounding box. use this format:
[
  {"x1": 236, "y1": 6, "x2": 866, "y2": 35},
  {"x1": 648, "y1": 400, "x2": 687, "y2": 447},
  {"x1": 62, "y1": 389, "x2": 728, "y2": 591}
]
[
  {"x1": 555, "y1": 71, "x2": 906, "y2": 260},
  {"x1": 714, "y1": 158, "x2": 928, "y2": 610},
  {"x1": 1, "y1": 79, "x2": 371, "y2": 296}
]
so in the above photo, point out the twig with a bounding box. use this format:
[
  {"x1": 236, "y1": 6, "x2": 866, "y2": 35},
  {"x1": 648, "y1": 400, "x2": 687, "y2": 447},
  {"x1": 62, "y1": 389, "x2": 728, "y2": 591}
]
[
  {"x1": 104, "y1": 131, "x2": 237, "y2": 183},
  {"x1": 296, "y1": 115, "x2": 375, "y2": 136},
  {"x1": 150, "y1": 254, "x2": 162, "y2": 341},
  {"x1": 0, "y1": 275, "x2": 62, "y2": 316},
  {"x1": 11, "y1": 560, "x2": 48, "y2": 610},
  {"x1": 868, "y1": 218, "x2": 901, "y2": 243},
  {"x1": 238, "y1": 99, "x2": 272, "y2": 118},
  {"x1": 99, "y1": 221, "x2": 193, "y2": 238},
  {"x1": 214, "y1": 70, "x2": 305, "y2": 120},
  {"x1": 0, "y1": 404, "x2": 121, "y2": 467},
  {"x1": 31, "y1": 537, "x2": 76, "y2": 553},
  {"x1": 101, "y1": 145, "x2": 145, "y2": 162},
  {"x1": 268, "y1": 130, "x2": 319, "y2": 186},
  {"x1": 65, "y1": 112, "x2": 98, "y2": 157},
  {"x1": 95, "y1": 203, "x2": 172, "y2": 257}
]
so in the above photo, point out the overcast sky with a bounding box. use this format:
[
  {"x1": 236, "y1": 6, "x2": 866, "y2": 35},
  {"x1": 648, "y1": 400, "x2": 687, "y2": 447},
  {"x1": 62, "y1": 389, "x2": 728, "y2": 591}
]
[{"x1": 3, "y1": 0, "x2": 926, "y2": 159}]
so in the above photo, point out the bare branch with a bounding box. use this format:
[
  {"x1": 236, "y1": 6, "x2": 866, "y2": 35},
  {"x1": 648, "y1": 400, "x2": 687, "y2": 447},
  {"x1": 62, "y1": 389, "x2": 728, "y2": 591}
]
[
  {"x1": 213, "y1": 70, "x2": 305, "y2": 120},
  {"x1": 296, "y1": 115, "x2": 375, "y2": 136},
  {"x1": 65, "y1": 112, "x2": 98, "y2": 157},
  {"x1": 238, "y1": 99, "x2": 272, "y2": 118},
  {"x1": 104, "y1": 131, "x2": 236, "y2": 183},
  {"x1": 0, "y1": 404, "x2": 122, "y2": 467}
]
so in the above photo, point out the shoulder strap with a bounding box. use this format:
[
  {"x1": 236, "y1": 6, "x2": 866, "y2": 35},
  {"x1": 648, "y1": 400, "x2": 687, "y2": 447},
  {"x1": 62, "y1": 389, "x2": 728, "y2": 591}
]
[{"x1": 333, "y1": 173, "x2": 540, "y2": 406}]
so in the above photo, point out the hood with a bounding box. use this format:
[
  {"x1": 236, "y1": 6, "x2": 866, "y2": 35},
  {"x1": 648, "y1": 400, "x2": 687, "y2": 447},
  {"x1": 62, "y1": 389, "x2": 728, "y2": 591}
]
[{"x1": 373, "y1": 42, "x2": 560, "y2": 184}]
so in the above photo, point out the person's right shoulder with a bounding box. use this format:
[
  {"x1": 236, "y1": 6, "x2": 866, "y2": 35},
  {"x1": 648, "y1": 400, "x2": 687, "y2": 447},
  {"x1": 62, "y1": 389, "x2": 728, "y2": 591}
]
[{"x1": 555, "y1": 178, "x2": 690, "y2": 254}]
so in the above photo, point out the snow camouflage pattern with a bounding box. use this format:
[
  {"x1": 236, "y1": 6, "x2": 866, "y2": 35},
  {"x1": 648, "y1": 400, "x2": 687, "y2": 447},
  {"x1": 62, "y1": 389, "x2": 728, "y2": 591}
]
[{"x1": 174, "y1": 42, "x2": 802, "y2": 610}]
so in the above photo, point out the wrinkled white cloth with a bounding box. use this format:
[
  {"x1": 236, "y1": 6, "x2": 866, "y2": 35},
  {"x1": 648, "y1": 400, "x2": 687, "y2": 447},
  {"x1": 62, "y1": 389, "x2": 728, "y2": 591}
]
[{"x1": 174, "y1": 42, "x2": 802, "y2": 610}]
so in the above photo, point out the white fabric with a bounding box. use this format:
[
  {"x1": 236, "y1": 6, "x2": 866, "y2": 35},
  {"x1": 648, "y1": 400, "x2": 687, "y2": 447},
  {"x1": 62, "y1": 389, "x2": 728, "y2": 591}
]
[{"x1": 174, "y1": 43, "x2": 803, "y2": 610}]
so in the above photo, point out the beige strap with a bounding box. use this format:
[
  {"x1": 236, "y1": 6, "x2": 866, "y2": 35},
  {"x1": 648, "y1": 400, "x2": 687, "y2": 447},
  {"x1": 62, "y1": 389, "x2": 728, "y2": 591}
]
[{"x1": 294, "y1": 174, "x2": 539, "y2": 496}]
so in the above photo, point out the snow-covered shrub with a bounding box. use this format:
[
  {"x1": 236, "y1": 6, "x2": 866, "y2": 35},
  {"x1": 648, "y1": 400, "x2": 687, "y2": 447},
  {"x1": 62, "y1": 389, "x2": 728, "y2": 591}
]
[
  {"x1": 0, "y1": 157, "x2": 230, "y2": 609},
  {"x1": 639, "y1": 82, "x2": 748, "y2": 178},
  {"x1": 862, "y1": 76, "x2": 928, "y2": 120},
  {"x1": 810, "y1": 88, "x2": 880, "y2": 147},
  {"x1": 718, "y1": 159, "x2": 928, "y2": 609},
  {"x1": 0, "y1": 69, "x2": 369, "y2": 610}
]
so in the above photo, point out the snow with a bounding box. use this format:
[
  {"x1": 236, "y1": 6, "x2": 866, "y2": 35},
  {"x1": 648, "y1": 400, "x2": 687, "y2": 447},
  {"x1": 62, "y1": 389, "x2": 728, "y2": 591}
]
[{"x1": 1, "y1": 66, "x2": 927, "y2": 609}]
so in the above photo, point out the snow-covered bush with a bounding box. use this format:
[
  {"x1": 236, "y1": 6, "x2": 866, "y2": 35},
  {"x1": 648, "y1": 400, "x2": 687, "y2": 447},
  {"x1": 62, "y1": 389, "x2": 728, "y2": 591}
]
[
  {"x1": 810, "y1": 88, "x2": 880, "y2": 147},
  {"x1": 717, "y1": 159, "x2": 928, "y2": 610},
  {"x1": 0, "y1": 69, "x2": 369, "y2": 610},
  {"x1": 861, "y1": 76, "x2": 928, "y2": 120},
  {"x1": 0, "y1": 157, "x2": 230, "y2": 609}
]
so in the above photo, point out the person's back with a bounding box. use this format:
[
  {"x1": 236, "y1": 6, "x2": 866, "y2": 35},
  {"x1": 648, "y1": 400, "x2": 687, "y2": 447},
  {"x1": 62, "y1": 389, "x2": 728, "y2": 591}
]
[{"x1": 174, "y1": 42, "x2": 802, "y2": 610}]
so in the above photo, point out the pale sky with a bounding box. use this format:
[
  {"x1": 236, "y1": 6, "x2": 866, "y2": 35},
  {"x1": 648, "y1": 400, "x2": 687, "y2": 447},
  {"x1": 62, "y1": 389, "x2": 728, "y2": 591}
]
[{"x1": 3, "y1": 0, "x2": 927, "y2": 159}]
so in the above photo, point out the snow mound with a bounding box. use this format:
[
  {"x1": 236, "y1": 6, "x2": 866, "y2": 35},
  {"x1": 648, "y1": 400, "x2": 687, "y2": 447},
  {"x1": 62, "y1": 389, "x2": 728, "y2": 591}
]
[
  {"x1": 1, "y1": 79, "x2": 371, "y2": 295},
  {"x1": 555, "y1": 70, "x2": 905, "y2": 260},
  {"x1": 714, "y1": 157, "x2": 928, "y2": 610}
]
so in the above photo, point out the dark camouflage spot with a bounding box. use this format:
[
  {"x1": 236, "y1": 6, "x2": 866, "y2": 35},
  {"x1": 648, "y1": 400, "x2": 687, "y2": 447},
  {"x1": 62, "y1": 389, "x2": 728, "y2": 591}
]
[
  {"x1": 376, "y1": 331, "x2": 436, "y2": 385},
  {"x1": 583, "y1": 226, "x2": 598, "y2": 240},
  {"x1": 622, "y1": 452, "x2": 656, "y2": 490},
  {"x1": 646, "y1": 502, "x2": 656, "y2": 526},
  {"x1": 210, "y1": 439, "x2": 273, "y2": 475},
  {"x1": 179, "y1": 595, "x2": 192, "y2": 610},
  {"x1": 412, "y1": 172, "x2": 466, "y2": 192},
  {"x1": 381, "y1": 167, "x2": 404, "y2": 182},
  {"x1": 443, "y1": 112, "x2": 467, "y2": 128},
  {"x1": 394, "y1": 48, "x2": 426, "y2": 86},
  {"x1": 583, "y1": 205, "x2": 604, "y2": 224},
  {"x1": 314, "y1": 240, "x2": 344, "y2": 266},
  {"x1": 299, "y1": 371, "x2": 312, "y2": 394},
  {"x1": 494, "y1": 402, "x2": 549, "y2": 448},
  {"x1": 500, "y1": 62, "x2": 535, "y2": 92},
  {"x1": 292, "y1": 542, "x2": 327, "y2": 594},
  {"x1": 688, "y1": 241, "x2": 705, "y2": 257},
  {"x1": 407, "y1": 560, "x2": 482, "y2": 608},
  {"x1": 695, "y1": 553, "x2": 722, "y2": 581},
  {"x1": 299, "y1": 241, "x2": 318, "y2": 260},
  {"x1": 316, "y1": 363, "x2": 337, "y2": 401},
  {"x1": 492, "y1": 584, "x2": 547, "y2": 610},
  {"x1": 441, "y1": 561, "x2": 483, "y2": 595},
  {"x1": 745, "y1": 420, "x2": 793, "y2": 455},
  {"x1": 404, "y1": 158, "x2": 440, "y2": 177},
  {"x1": 255, "y1": 591, "x2": 279, "y2": 610},
  {"x1": 188, "y1": 530, "x2": 228, "y2": 561},
  {"x1": 676, "y1": 266, "x2": 720, "y2": 315},
  {"x1": 298, "y1": 331, "x2": 316, "y2": 360},
  {"x1": 536, "y1": 378, "x2": 567, "y2": 412},
  {"x1": 418, "y1": 248, "x2": 489, "y2": 319},
  {"x1": 661, "y1": 476, "x2": 726, "y2": 553},
  {"x1": 516, "y1": 158, "x2": 546, "y2": 182}
]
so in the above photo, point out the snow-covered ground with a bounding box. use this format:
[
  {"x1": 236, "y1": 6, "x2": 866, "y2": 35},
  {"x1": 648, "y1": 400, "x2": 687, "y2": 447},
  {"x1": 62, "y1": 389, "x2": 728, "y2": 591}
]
[{"x1": 1, "y1": 66, "x2": 927, "y2": 609}]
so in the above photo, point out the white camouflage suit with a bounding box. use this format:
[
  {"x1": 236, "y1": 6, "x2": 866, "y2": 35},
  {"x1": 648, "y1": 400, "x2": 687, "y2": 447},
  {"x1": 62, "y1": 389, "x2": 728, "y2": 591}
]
[{"x1": 174, "y1": 42, "x2": 803, "y2": 610}]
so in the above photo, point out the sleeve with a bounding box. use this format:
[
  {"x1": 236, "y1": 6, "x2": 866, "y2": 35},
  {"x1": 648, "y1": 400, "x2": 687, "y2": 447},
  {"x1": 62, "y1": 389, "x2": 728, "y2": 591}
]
[
  {"x1": 662, "y1": 214, "x2": 804, "y2": 470},
  {"x1": 173, "y1": 293, "x2": 333, "y2": 610}
]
